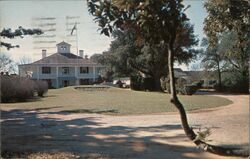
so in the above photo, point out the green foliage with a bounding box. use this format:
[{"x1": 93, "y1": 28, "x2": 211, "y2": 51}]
[
  {"x1": 203, "y1": 0, "x2": 249, "y2": 91},
  {"x1": 0, "y1": 26, "x2": 43, "y2": 50},
  {"x1": 204, "y1": 0, "x2": 250, "y2": 46},
  {"x1": 215, "y1": 72, "x2": 249, "y2": 93},
  {"x1": 87, "y1": 0, "x2": 198, "y2": 58},
  {"x1": 160, "y1": 77, "x2": 197, "y2": 95},
  {"x1": 130, "y1": 74, "x2": 144, "y2": 91},
  {"x1": 88, "y1": 0, "x2": 198, "y2": 91}
]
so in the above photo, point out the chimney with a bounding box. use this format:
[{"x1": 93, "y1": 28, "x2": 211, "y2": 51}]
[
  {"x1": 42, "y1": 50, "x2": 47, "y2": 58},
  {"x1": 79, "y1": 50, "x2": 84, "y2": 58}
]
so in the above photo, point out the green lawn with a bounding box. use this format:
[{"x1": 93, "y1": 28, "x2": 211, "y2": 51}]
[{"x1": 1, "y1": 86, "x2": 233, "y2": 115}]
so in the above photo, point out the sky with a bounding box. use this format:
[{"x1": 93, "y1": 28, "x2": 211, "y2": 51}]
[{"x1": 0, "y1": 0, "x2": 207, "y2": 70}]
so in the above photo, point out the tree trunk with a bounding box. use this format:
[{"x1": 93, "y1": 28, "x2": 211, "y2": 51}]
[
  {"x1": 167, "y1": 43, "x2": 249, "y2": 157},
  {"x1": 153, "y1": 73, "x2": 162, "y2": 91},
  {"x1": 217, "y1": 61, "x2": 222, "y2": 90}
]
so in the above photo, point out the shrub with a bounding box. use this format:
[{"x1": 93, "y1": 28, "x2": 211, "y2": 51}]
[
  {"x1": 131, "y1": 75, "x2": 157, "y2": 91},
  {"x1": 1, "y1": 76, "x2": 15, "y2": 102},
  {"x1": 215, "y1": 74, "x2": 249, "y2": 93},
  {"x1": 176, "y1": 78, "x2": 198, "y2": 95},
  {"x1": 34, "y1": 80, "x2": 48, "y2": 97},
  {"x1": 1, "y1": 76, "x2": 49, "y2": 102},
  {"x1": 16, "y1": 77, "x2": 35, "y2": 100},
  {"x1": 160, "y1": 77, "x2": 197, "y2": 95},
  {"x1": 192, "y1": 81, "x2": 203, "y2": 89},
  {"x1": 130, "y1": 75, "x2": 144, "y2": 90},
  {"x1": 143, "y1": 77, "x2": 155, "y2": 91},
  {"x1": 160, "y1": 77, "x2": 170, "y2": 93},
  {"x1": 179, "y1": 85, "x2": 198, "y2": 95},
  {"x1": 1, "y1": 76, "x2": 35, "y2": 102}
]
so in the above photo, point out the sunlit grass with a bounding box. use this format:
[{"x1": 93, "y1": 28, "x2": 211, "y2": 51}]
[{"x1": 1, "y1": 86, "x2": 233, "y2": 115}]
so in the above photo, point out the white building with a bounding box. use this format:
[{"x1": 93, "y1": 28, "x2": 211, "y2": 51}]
[{"x1": 18, "y1": 41, "x2": 103, "y2": 88}]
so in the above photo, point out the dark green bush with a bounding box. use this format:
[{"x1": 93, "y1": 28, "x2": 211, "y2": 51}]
[
  {"x1": 143, "y1": 77, "x2": 155, "y2": 91},
  {"x1": 192, "y1": 81, "x2": 203, "y2": 89},
  {"x1": 130, "y1": 75, "x2": 144, "y2": 90},
  {"x1": 215, "y1": 74, "x2": 249, "y2": 93},
  {"x1": 131, "y1": 75, "x2": 157, "y2": 91},
  {"x1": 160, "y1": 77, "x2": 197, "y2": 95}
]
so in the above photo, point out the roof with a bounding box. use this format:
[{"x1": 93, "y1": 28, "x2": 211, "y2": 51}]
[
  {"x1": 56, "y1": 41, "x2": 71, "y2": 46},
  {"x1": 174, "y1": 68, "x2": 188, "y2": 77},
  {"x1": 27, "y1": 53, "x2": 98, "y2": 65}
]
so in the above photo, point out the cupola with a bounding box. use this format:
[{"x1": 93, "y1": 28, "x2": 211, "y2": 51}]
[{"x1": 56, "y1": 41, "x2": 71, "y2": 53}]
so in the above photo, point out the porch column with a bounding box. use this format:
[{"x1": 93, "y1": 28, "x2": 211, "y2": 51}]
[
  {"x1": 56, "y1": 66, "x2": 59, "y2": 88},
  {"x1": 37, "y1": 66, "x2": 39, "y2": 80},
  {"x1": 75, "y1": 66, "x2": 79, "y2": 85},
  {"x1": 93, "y1": 66, "x2": 96, "y2": 82}
]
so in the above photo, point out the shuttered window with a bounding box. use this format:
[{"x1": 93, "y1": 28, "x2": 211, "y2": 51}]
[
  {"x1": 42, "y1": 67, "x2": 51, "y2": 74},
  {"x1": 80, "y1": 67, "x2": 89, "y2": 74}
]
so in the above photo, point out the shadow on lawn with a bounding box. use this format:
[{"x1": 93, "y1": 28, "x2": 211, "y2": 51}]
[
  {"x1": 61, "y1": 109, "x2": 119, "y2": 114},
  {"x1": 0, "y1": 109, "x2": 231, "y2": 159}
]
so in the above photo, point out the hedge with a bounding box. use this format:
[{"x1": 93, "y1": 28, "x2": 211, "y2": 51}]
[{"x1": 1, "y1": 75, "x2": 48, "y2": 102}]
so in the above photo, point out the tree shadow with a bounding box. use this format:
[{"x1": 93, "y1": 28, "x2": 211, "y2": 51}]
[
  {"x1": 60, "y1": 109, "x2": 119, "y2": 114},
  {"x1": 195, "y1": 90, "x2": 248, "y2": 96},
  {"x1": 0, "y1": 108, "x2": 244, "y2": 159}
]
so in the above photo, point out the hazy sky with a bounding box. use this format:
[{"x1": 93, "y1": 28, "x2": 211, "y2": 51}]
[{"x1": 0, "y1": 0, "x2": 207, "y2": 70}]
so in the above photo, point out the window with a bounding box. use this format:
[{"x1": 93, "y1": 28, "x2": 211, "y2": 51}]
[
  {"x1": 80, "y1": 67, "x2": 89, "y2": 74},
  {"x1": 42, "y1": 67, "x2": 51, "y2": 74},
  {"x1": 61, "y1": 46, "x2": 66, "y2": 50},
  {"x1": 62, "y1": 67, "x2": 69, "y2": 74}
]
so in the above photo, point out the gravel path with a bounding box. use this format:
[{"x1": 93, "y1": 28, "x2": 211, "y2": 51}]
[{"x1": 1, "y1": 94, "x2": 249, "y2": 159}]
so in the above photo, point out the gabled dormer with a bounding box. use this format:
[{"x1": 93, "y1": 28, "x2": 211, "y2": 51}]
[{"x1": 56, "y1": 41, "x2": 71, "y2": 53}]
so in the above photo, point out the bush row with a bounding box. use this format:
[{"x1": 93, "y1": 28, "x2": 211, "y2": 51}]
[
  {"x1": 130, "y1": 75, "x2": 157, "y2": 91},
  {"x1": 214, "y1": 75, "x2": 249, "y2": 93},
  {"x1": 161, "y1": 77, "x2": 198, "y2": 95},
  {"x1": 1, "y1": 76, "x2": 48, "y2": 103}
]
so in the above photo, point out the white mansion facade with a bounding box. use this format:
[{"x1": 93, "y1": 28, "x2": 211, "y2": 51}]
[{"x1": 18, "y1": 41, "x2": 103, "y2": 88}]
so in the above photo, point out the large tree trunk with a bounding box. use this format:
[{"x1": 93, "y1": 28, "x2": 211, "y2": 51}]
[
  {"x1": 167, "y1": 43, "x2": 249, "y2": 157},
  {"x1": 153, "y1": 73, "x2": 162, "y2": 91},
  {"x1": 217, "y1": 61, "x2": 222, "y2": 90}
]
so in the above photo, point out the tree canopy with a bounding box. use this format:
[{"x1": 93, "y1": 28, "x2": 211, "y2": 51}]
[
  {"x1": 88, "y1": 0, "x2": 198, "y2": 90},
  {"x1": 204, "y1": 0, "x2": 249, "y2": 92}
]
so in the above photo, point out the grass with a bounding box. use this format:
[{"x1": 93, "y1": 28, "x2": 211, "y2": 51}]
[{"x1": 1, "y1": 86, "x2": 233, "y2": 115}]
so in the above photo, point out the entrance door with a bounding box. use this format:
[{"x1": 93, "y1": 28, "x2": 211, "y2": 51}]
[{"x1": 63, "y1": 80, "x2": 69, "y2": 87}]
